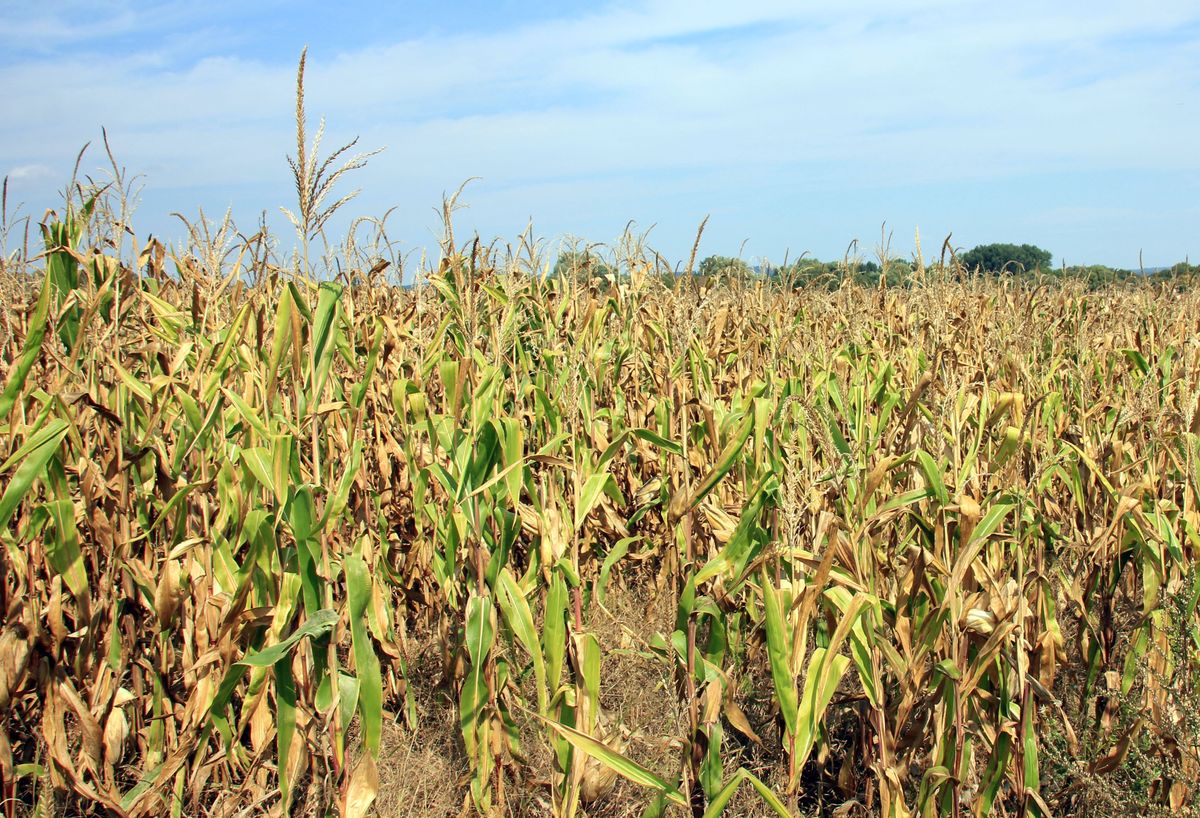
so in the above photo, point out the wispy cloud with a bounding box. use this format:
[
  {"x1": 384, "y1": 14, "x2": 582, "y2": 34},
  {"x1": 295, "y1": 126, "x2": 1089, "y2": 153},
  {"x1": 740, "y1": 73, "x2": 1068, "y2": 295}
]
[
  {"x1": 5, "y1": 164, "x2": 54, "y2": 181},
  {"x1": 0, "y1": 1, "x2": 1197, "y2": 266}
]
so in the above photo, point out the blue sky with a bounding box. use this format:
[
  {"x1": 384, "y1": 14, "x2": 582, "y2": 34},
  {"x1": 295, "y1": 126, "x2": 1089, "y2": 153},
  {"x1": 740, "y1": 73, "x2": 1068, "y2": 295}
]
[{"x1": 1, "y1": 1, "x2": 1198, "y2": 271}]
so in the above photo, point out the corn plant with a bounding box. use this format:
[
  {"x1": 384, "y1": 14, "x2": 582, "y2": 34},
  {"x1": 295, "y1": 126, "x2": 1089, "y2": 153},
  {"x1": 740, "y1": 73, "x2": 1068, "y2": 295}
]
[{"x1": 2, "y1": 51, "x2": 1200, "y2": 818}]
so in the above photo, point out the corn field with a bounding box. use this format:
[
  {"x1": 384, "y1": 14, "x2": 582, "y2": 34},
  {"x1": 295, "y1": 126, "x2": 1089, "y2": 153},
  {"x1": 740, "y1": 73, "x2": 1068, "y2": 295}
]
[
  {"x1": 1, "y1": 191, "x2": 1199, "y2": 818},
  {"x1": 3, "y1": 57, "x2": 1200, "y2": 818}
]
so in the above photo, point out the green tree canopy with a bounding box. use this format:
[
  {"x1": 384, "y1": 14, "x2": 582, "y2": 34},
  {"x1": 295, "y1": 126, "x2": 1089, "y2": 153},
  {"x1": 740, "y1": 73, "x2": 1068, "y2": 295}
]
[
  {"x1": 960, "y1": 243, "x2": 1053, "y2": 275},
  {"x1": 698, "y1": 255, "x2": 752, "y2": 282},
  {"x1": 552, "y1": 250, "x2": 614, "y2": 281}
]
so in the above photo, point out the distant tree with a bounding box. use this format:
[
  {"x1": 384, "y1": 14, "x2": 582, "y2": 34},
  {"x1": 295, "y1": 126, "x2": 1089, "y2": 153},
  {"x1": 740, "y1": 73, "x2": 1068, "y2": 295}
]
[
  {"x1": 853, "y1": 259, "x2": 914, "y2": 287},
  {"x1": 698, "y1": 255, "x2": 751, "y2": 283},
  {"x1": 1158, "y1": 261, "x2": 1198, "y2": 278},
  {"x1": 1148, "y1": 261, "x2": 1199, "y2": 290},
  {"x1": 960, "y1": 243, "x2": 1052, "y2": 275},
  {"x1": 1059, "y1": 264, "x2": 1135, "y2": 289},
  {"x1": 780, "y1": 259, "x2": 844, "y2": 289},
  {"x1": 552, "y1": 250, "x2": 614, "y2": 283}
]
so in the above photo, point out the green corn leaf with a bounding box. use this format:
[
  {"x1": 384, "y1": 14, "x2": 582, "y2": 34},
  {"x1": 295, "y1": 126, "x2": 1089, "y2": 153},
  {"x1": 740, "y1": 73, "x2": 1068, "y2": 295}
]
[
  {"x1": 877, "y1": 485, "x2": 934, "y2": 515},
  {"x1": 322, "y1": 439, "x2": 363, "y2": 530},
  {"x1": 43, "y1": 484, "x2": 88, "y2": 607},
  {"x1": 285, "y1": 281, "x2": 313, "y2": 322},
  {"x1": 824, "y1": 588, "x2": 880, "y2": 709},
  {"x1": 110, "y1": 360, "x2": 154, "y2": 404},
  {"x1": 596, "y1": 428, "x2": 682, "y2": 468},
  {"x1": 1122, "y1": 348, "x2": 1150, "y2": 376},
  {"x1": 238, "y1": 608, "x2": 337, "y2": 667},
  {"x1": 496, "y1": 568, "x2": 547, "y2": 714},
  {"x1": 544, "y1": 573, "x2": 568, "y2": 695},
  {"x1": 668, "y1": 410, "x2": 753, "y2": 523},
  {"x1": 346, "y1": 552, "x2": 383, "y2": 755},
  {"x1": 533, "y1": 712, "x2": 687, "y2": 807},
  {"x1": 574, "y1": 472, "x2": 615, "y2": 530},
  {"x1": 914, "y1": 449, "x2": 949, "y2": 506},
  {"x1": 335, "y1": 671, "x2": 360, "y2": 768},
  {"x1": 977, "y1": 731, "x2": 1013, "y2": 817},
  {"x1": 0, "y1": 270, "x2": 52, "y2": 422},
  {"x1": 703, "y1": 768, "x2": 792, "y2": 818},
  {"x1": 205, "y1": 662, "x2": 251, "y2": 749},
  {"x1": 967, "y1": 501, "x2": 1015, "y2": 549},
  {"x1": 1022, "y1": 695, "x2": 1040, "y2": 793},
  {"x1": 0, "y1": 418, "x2": 69, "y2": 529},
  {"x1": 276, "y1": 656, "x2": 298, "y2": 809},
  {"x1": 794, "y1": 648, "x2": 851, "y2": 769},
  {"x1": 459, "y1": 671, "x2": 487, "y2": 758},
  {"x1": 240, "y1": 447, "x2": 280, "y2": 504},
  {"x1": 288, "y1": 488, "x2": 323, "y2": 616},
  {"x1": 464, "y1": 591, "x2": 495, "y2": 688},
  {"x1": 309, "y1": 282, "x2": 343, "y2": 401},
  {"x1": 202, "y1": 303, "x2": 252, "y2": 403},
  {"x1": 266, "y1": 283, "x2": 296, "y2": 396},
  {"x1": 498, "y1": 418, "x2": 525, "y2": 504},
  {"x1": 694, "y1": 478, "x2": 771, "y2": 588},
  {"x1": 460, "y1": 593, "x2": 496, "y2": 762},
  {"x1": 631, "y1": 428, "x2": 683, "y2": 456},
  {"x1": 760, "y1": 570, "x2": 799, "y2": 740},
  {"x1": 915, "y1": 765, "x2": 952, "y2": 816},
  {"x1": 950, "y1": 501, "x2": 1016, "y2": 589},
  {"x1": 221, "y1": 388, "x2": 271, "y2": 440},
  {"x1": 641, "y1": 792, "x2": 670, "y2": 818},
  {"x1": 42, "y1": 220, "x2": 82, "y2": 352},
  {"x1": 701, "y1": 722, "x2": 724, "y2": 800},
  {"x1": 120, "y1": 762, "x2": 166, "y2": 812},
  {"x1": 575, "y1": 632, "x2": 601, "y2": 732},
  {"x1": 350, "y1": 318, "x2": 384, "y2": 410}
]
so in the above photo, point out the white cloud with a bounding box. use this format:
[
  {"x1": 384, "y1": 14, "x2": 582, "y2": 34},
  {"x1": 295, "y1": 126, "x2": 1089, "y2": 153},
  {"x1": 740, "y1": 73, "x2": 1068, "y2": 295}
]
[
  {"x1": 0, "y1": 1, "x2": 1197, "y2": 263},
  {"x1": 5, "y1": 164, "x2": 54, "y2": 181}
]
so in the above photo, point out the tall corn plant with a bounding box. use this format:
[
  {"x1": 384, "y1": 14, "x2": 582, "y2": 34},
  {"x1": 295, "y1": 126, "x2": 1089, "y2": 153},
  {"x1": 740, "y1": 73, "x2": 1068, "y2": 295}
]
[
  {"x1": 282, "y1": 48, "x2": 383, "y2": 282},
  {"x1": 4, "y1": 162, "x2": 1200, "y2": 818}
]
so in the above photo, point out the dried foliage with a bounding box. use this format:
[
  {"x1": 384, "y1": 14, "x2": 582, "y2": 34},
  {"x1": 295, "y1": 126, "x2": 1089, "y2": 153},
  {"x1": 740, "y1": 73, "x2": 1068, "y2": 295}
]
[
  {"x1": 1, "y1": 205, "x2": 1199, "y2": 818},
  {"x1": 2, "y1": 54, "x2": 1200, "y2": 818}
]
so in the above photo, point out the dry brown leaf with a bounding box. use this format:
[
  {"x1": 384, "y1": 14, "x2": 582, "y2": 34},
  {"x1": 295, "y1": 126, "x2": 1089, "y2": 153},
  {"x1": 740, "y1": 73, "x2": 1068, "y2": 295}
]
[{"x1": 342, "y1": 751, "x2": 379, "y2": 818}]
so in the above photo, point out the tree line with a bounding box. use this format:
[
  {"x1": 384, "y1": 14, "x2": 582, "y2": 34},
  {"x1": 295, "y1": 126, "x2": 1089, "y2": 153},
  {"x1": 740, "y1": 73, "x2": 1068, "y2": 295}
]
[{"x1": 551, "y1": 244, "x2": 1198, "y2": 290}]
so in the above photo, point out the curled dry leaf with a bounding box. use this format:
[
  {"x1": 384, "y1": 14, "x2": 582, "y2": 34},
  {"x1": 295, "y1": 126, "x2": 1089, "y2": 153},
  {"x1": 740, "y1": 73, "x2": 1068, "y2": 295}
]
[
  {"x1": 154, "y1": 559, "x2": 187, "y2": 630},
  {"x1": 0, "y1": 620, "x2": 32, "y2": 710}
]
